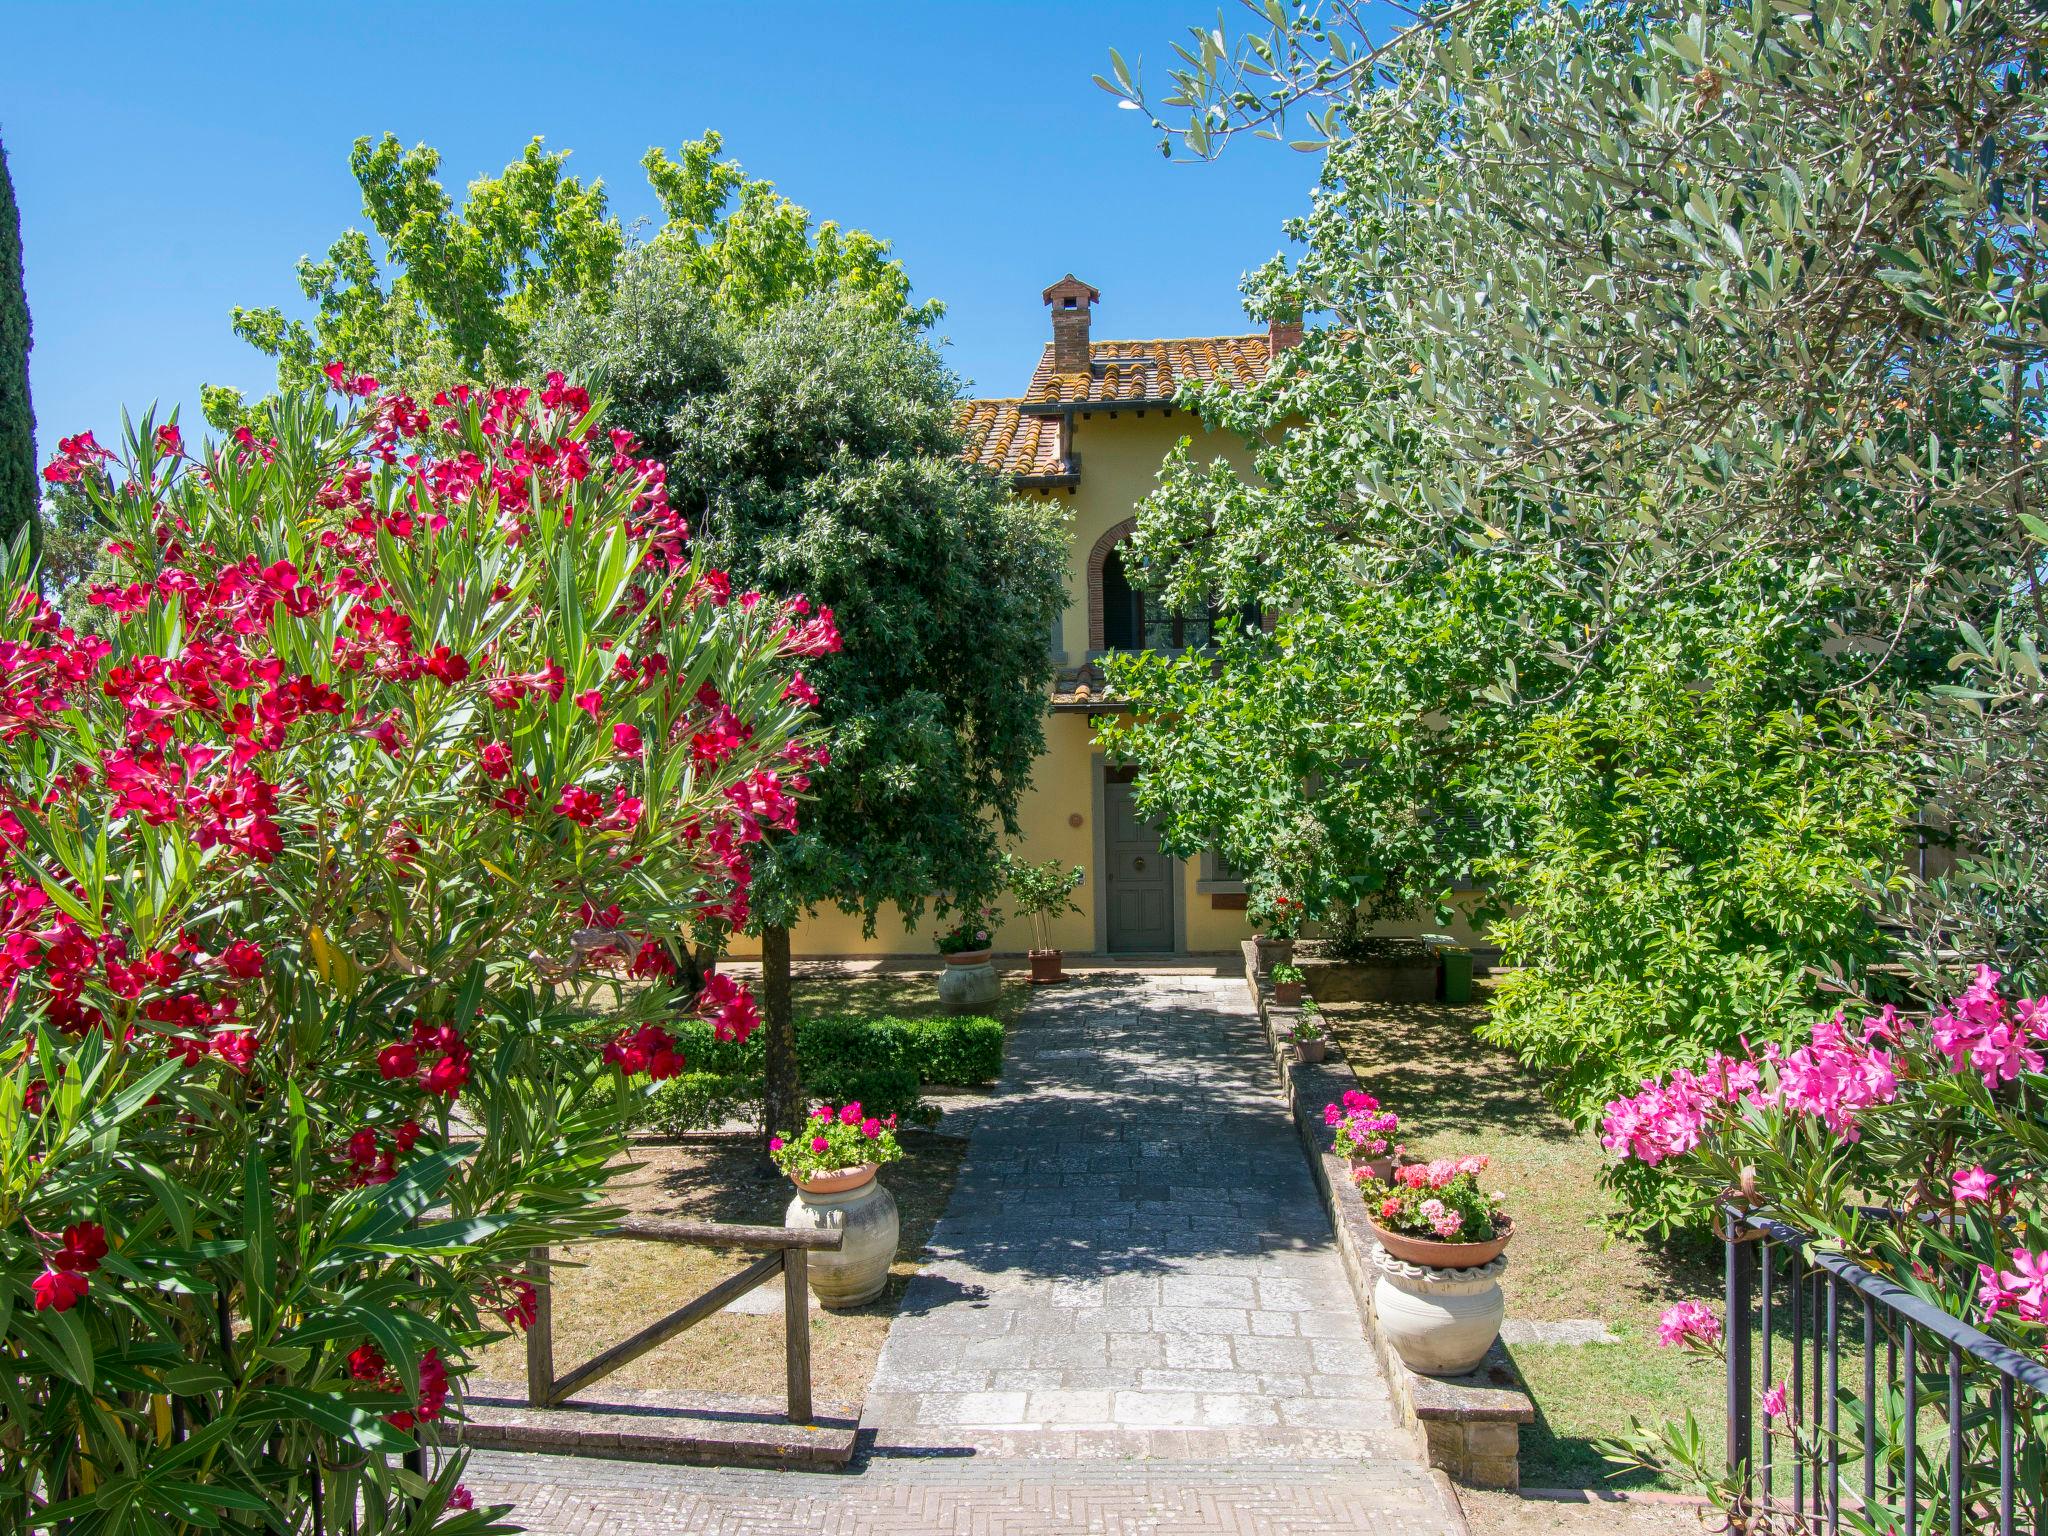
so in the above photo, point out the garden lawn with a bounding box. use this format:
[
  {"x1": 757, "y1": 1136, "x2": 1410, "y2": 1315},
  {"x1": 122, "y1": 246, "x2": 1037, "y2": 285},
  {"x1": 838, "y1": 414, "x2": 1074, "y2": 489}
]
[
  {"x1": 1321, "y1": 985, "x2": 1725, "y2": 1489},
  {"x1": 471, "y1": 1131, "x2": 966, "y2": 1407},
  {"x1": 788, "y1": 961, "x2": 1034, "y2": 1030}
]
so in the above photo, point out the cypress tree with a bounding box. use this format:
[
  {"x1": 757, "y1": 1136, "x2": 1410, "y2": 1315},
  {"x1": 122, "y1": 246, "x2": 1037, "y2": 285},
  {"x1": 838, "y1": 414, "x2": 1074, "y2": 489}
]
[{"x1": 0, "y1": 136, "x2": 37, "y2": 556}]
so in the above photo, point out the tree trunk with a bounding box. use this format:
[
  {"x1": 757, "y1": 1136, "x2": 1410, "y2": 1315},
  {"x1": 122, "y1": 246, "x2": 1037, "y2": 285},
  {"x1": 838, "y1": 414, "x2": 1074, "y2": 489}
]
[{"x1": 760, "y1": 923, "x2": 798, "y2": 1162}]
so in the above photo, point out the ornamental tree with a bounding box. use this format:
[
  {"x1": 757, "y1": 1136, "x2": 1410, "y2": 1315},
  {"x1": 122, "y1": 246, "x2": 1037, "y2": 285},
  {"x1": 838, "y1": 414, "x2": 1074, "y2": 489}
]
[
  {"x1": 0, "y1": 136, "x2": 35, "y2": 555},
  {"x1": 1107, "y1": 0, "x2": 2046, "y2": 980},
  {"x1": 2, "y1": 372, "x2": 827, "y2": 1529},
  {"x1": 211, "y1": 130, "x2": 933, "y2": 430},
  {"x1": 539, "y1": 266, "x2": 1067, "y2": 1135}
]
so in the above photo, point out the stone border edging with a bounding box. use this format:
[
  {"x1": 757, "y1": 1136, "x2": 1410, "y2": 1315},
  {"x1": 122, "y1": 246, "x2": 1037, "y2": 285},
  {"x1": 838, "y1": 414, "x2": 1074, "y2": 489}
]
[{"x1": 1239, "y1": 943, "x2": 1534, "y2": 1490}]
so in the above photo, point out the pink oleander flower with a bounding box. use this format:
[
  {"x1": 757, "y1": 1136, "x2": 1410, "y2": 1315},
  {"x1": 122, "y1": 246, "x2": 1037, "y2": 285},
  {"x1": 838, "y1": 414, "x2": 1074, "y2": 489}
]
[
  {"x1": 1952, "y1": 1165, "x2": 1998, "y2": 1205},
  {"x1": 1761, "y1": 1381, "x2": 1789, "y2": 1419},
  {"x1": 1928, "y1": 965, "x2": 2048, "y2": 1087},
  {"x1": 1657, "y1": 1300, "x2": 1722, "y2": 1349}
]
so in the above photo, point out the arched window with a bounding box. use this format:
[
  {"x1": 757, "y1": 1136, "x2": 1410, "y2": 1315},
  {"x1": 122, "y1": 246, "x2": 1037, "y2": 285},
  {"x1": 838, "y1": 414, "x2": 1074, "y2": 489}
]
[
  {"x1": 1092, "y1": 525, "x2": 1266, "y2": 654},
  {"x1": 1101, "y1": 543, "x2": 1261, "y2": 653},
  {"x1": 1102, "y1": 545, "x2": 1142, "y2": 651}
]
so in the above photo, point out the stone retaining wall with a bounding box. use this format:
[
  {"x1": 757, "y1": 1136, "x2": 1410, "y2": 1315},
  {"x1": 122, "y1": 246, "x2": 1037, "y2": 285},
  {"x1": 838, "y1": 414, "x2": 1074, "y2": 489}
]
[{"x1": 1241, "y1": 943, "x2": 1533, "y2": 1488}]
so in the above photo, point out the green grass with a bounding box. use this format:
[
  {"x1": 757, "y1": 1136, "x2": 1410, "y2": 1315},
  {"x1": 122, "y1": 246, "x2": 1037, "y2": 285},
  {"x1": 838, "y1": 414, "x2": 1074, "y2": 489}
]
[
  {"x1": 1321, "y1": 987, "x2": 1726, "y2": 1489},
  {"x1": 789, "y1": 966, "x2": 1034, "y2": 1030}
]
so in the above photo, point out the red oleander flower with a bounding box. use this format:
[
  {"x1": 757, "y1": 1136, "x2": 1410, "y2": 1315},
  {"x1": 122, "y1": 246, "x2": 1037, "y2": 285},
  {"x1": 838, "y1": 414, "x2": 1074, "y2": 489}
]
[{"x1": 33, "y1": 1268, "x2": 90, "y2": 1312}]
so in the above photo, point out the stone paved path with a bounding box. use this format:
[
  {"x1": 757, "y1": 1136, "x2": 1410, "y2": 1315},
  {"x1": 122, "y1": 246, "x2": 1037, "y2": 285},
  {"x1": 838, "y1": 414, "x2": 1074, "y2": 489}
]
[{"x1": 462, "y1": 970, "x2": 1454, "y2": 1535}]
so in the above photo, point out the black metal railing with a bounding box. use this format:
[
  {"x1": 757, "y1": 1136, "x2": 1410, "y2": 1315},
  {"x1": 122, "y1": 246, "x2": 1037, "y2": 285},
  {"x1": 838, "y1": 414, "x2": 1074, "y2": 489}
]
[{"x1": 1723, "y1": 1206, "x2": 2048, "y2": 1535}]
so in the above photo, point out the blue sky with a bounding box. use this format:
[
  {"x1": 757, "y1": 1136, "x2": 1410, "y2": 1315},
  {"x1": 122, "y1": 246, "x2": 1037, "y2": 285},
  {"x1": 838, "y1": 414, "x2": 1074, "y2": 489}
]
[{"x1": 2, "y1": 1, "x2": 1329, "y2": 460}]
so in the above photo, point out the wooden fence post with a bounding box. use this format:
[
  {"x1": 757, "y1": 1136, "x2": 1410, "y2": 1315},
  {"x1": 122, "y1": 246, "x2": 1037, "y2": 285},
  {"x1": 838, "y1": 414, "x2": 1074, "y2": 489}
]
[
  {"x1": 784, "y1": 1248, "x2": 812, "y2": 1424},
  {"x1": 525, "y1": 1246, "x2": 553, "y2": 1409}
]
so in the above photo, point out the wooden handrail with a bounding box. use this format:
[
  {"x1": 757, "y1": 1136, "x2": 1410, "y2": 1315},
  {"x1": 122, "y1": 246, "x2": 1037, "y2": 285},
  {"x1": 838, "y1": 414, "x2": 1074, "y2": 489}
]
[
  {"x1": 523, "y1": 1219, "x2": 838, "y2": 1424},
  {"x1": 603, "y1": 1216, "x2": 845, "y2": 1251}
]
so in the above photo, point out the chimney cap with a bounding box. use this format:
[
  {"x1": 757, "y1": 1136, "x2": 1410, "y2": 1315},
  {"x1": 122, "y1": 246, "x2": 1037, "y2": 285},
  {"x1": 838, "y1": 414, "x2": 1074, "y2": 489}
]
[{"x1": 1042, "y1": 274, "x2": 1101, "y2": 309}]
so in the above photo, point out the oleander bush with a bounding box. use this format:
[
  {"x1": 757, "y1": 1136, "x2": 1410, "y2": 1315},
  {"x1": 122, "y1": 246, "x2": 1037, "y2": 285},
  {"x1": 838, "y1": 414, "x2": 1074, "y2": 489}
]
[{"x1": 0, "y1": 374, "x2": 831, "y2": 1531}]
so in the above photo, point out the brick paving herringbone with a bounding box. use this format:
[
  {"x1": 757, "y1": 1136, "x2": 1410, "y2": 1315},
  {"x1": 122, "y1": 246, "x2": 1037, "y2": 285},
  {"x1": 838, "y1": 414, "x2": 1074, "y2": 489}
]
[
  {"x1": 460, "y1": 1452, "x2": 1461, "y2": 1535},
  {"x1": 462, "y1": 970, "x2": 1453, "y2": 1535}
]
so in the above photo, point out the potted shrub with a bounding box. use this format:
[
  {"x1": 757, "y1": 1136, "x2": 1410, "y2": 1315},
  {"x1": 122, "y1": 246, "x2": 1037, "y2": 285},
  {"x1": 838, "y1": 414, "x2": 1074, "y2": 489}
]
[
  {"x1": 1357, "y1": 1155, "x2": 1513, "y2": 1375},
  {"x1": 933, "y1": 907, "x2": 1001, "y2": 1008},
  {"x1": 774, "y1": 1102, "x2": 906, "y2": 1307},
  {"x1": 1271, "y1": 962, "x2": 1305, "y2": 1007},
  {"x1": 1293, "y1": 1000, "x2": 1330, "y2": 1062},
  {"x1": 1006, "y1": 854, "x2": 1084, "y2": 985},
  {"x1": 1324, "y1": 1088, "x2": 1400, "y2": 1179}
]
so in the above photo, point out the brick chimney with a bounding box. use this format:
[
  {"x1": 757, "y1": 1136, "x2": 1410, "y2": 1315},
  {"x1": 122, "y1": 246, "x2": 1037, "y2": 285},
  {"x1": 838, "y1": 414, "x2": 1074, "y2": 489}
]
[
  {"x1": 1267, "y1": 313, "x2": 1304, "y2": 353},
  {"x1": 1043, "y1": 274, "x2": 1101, "y2": 375}
]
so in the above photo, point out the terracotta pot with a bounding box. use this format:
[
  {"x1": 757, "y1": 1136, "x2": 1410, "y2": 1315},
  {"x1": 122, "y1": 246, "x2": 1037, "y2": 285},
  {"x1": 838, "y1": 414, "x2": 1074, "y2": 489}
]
[
  {"x1": 792, "y1": 1163, "x2": 877, "y2": 1196},
  {"x1": 1294, "y1": 1037, "x2": 1327, "y2": 1064},
  {"x1": 1273, "y1": 980, "x2": 1303, "y2": 1006},
  {"x1": 786, "y1": 1170, "x2": 899, "y2": 1308},
  {"x1": 1368, "y1": 1214, "x2": 1514, "y2": 1270},
  {"x1": 942, "y1": 948, "x2": 993, "y2": 966},
  {"x1": 1028, "y1": 948, "x2": 1065, "y2": 985}
]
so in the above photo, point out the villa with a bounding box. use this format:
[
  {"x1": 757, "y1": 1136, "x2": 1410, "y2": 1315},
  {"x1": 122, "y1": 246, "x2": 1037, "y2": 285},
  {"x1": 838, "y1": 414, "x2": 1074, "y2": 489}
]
[{"x1": 757, "y1": 275, "x2": 1287, "y2": 959}]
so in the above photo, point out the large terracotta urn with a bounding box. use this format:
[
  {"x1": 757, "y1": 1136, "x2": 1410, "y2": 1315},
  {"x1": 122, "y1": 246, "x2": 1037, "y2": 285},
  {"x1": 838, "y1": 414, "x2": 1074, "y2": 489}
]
[{"x1": 785, "y1": 1166, "x2": 899, "y2": 1308}]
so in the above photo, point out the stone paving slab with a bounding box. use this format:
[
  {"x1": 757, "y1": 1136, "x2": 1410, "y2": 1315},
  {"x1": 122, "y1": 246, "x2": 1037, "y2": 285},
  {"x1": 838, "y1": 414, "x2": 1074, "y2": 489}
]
[{"x1": 860, "y1": 972, "x2": 1403, "y2": 1458}]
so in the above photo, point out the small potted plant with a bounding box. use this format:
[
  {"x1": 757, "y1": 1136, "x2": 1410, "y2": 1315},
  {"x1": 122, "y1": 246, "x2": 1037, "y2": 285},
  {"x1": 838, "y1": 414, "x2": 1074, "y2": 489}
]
[
  {"x1": 1271, "y1": 961, "x2": 1305, "y2": 1007},
  {"x1": 774, "y1": 1102, "x2": 906, "y2": 1307},
  {"x1": 1323, "y1": 1088, "x2": 1399, "y2": 1179},
  {"x1": 1005, "y1": 854, "x2": 1084, "y2": 985},
  {"x1": 1293, "y1": 1000, "x2": 1329, "y2": 1063},
  {"x1": 1357, "y1": 1154, "x2": 1512, "y2": 1376}
]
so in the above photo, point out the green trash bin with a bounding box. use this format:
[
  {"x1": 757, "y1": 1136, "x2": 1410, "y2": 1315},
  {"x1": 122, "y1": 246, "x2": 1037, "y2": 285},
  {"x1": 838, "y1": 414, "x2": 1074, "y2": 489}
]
[{"x1": 1423, "y1": 936, "x2": 1474, "y2": 1004}]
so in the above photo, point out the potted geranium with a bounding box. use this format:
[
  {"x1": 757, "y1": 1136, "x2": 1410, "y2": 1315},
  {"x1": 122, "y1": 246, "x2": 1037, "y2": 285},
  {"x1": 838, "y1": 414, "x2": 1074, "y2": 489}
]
[
  {"x1": 1324, "y1": 1088, "x2": 1400, "y2": 1178},
  {"x1": 1358, "y1": 1154, "x2": 1513, "y2": 1375},
  {"x1": 935, "y1": 910, "x2": 995, "y2": 965},
  {"x1": 1293, "y1": 1000, "x2": 1329, "y2": 1062},
  {"x1": 774, "y1": 1102, "x2": 905, "y2": 1307},
  {"x1": 934, "y1": 906, "x2": 1001, "y2": 1009},
  {"x1": 1005, "y1": 854, "x2": 1084, "y2": 985},
  {"x1": 1272, "y1": 962, "x2": 1305, "y2": 1007}
]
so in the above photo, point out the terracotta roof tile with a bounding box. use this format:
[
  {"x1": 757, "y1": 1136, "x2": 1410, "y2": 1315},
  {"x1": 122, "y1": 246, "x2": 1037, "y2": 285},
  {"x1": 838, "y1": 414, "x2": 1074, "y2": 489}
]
[
  {"x1": 953, "y1": 399, "x2": 1069, "y2": 483},
  {"x1": 956, "y1": 333, "x2": 1281, "y2": 483},
  {"x1": 1025, "y1": 333, "x2": 1273, "y2": 407}
]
